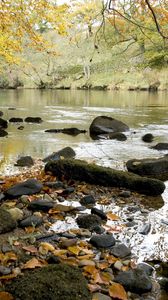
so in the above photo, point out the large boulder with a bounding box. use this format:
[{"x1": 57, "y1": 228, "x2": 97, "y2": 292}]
[
  {"x1": 5, "y1": 178, "x2": 43, "y2": 198},
  {"x1": 44, "y1": 159, "x2": 165, "y2": 196},
  {"x1": 43, "y1": 147, "x2": 76, "y2": 162},
  {"x1": 6, "y1": 264, "x2": 91, "y2": 300},
  {"x1": 126, "y1": 156, "x2": 168, "y2": 181},
  {"x1": 89, "y1": 116, "x2": 129, "y2": 138}
]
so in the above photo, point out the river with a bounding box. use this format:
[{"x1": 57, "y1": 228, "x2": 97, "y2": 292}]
[{"x1": 0, "y1": 89, "x2": 168, "y2": 296}]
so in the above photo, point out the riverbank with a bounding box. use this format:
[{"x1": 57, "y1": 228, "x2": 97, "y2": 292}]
[{"x1": 0, "y1": 160, "x2": 167, "y2": 300}]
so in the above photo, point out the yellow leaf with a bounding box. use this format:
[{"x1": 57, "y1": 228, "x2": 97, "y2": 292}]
[
  {"x1": 0, "y1": 292, "x2": 14, "y2": 300},
  {"x1": 39, "y1": 242, "x2": 55, "y2": 254},
  {"x1": 107, "y1": 212, "x2": 120, "y2": 221},
  {"x1": 68, "y1": 245, "x2": 81, "y2": 256},
  {"x1": 53, "y1": 249, "x2": 67, "y2": 257},
  {"x1": 22, "y1": 257, "x2": 47, "y2": 269},
  {"x1": 109, "y1": 283, "x2": 127, "y2": 300}
]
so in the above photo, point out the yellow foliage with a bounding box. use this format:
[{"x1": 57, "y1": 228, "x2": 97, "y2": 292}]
[{"x1": 0, "y1": 0, "x2": 69, "y2": 64}]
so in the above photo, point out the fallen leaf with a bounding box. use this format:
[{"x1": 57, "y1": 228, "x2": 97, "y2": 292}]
[
  {"x1": 109, "y1": 283, "x2": 127, "y2": 300},
  {"x1": 0, "y1": 292, "x2": 14, "y2": 300},
  {"x1": 22, "y1": 257, "x2": 47, "y2": 269},
  {"x1": 68, "y1": 245, "x2": 81, "y2": 256},
  {"x1": 60, "y1": 257, "x2": 79, "y2": 266},
  {"x1": 0, "y1": 274, "x2": 17, "y2": 281},
  {"x1": 22, "y1": 245, "x2": 38, "y2": 253},
  {"x1": 97, "y1": 261, "x2": 109, "y2": 270},
  {"x1": 52, "y1": 249, "x2": 67, "y2": 257},
  {"x1": 83, "y1": 265, "x2": 98, "y2": 276},
  {"x1": 102, "y1": 224, "x2": 123, "y2": 233},
  {"x1": 105, "y1": 254, "x2": 118, "y2": 265},
  {"x1": 107, "y1": 212, "x2": 120, "y2": 221},
  {"x1": 39, "y1": 242, "x2": 55, "y2": 254},
  {"x1": 24, "y1": 226, "x2": 36, "y2": 233}
]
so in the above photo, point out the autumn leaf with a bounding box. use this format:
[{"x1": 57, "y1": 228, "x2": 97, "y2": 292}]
[
  {"x1": 53, "y1": 249, "x2": 67, "y2": 257},
  {"x1": 22, "y1": 245, "x2": 38, "y2": 253},
  {"x1": 83, "y1": 265, "x2": 98, "y2": 276},
  {"x1": 22, "y1": 257, "x2": 47, "y2": 269},
  {"x1": 109, "y1": 283, "x2": 127, "y2": 300},
  {"x1": 0, "y1": 274, "x2": 17, "y2": 281},
  {"x1": 68, "y1": 245, "x2": 81, "y2": 256},
  {"x1": 107, "y1": 212, "x2": 120, "y2": 221},
  {"x1": 97, "y1": 261, "x2": 109, "y2": 270},
  {"x1": 0, "y1": 292, "x2": 14, "y2": 300},
  {"x1": 39, "y1": 242, "x2": 55, "y2": 254},
  {"x1": 60, "y1": 257, "x2": 79, "y2": 266}
]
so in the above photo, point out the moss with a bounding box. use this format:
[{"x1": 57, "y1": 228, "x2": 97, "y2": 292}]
[
  {"x1": 45, "y1": 159, "x2": 165, "y2": 196},
  {"x1": 6, "y1": 264, "x2": 91, "y2": 300},
  {"x1": 0, "y1": 208, "x2": 17, "y2": 233}
]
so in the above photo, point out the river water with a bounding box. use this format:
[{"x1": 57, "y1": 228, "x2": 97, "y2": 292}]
[{"x1": 0, "y1": 89, "x2": 168, "y2": 264}]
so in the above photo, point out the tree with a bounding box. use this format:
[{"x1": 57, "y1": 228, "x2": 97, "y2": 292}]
[{"x1": 0, "y1": 0, "x2": 69, "y2": 64}]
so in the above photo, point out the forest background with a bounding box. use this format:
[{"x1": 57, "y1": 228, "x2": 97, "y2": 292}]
[{"x1": 0, "y1": 0, "x2": 168, "y2": 91}]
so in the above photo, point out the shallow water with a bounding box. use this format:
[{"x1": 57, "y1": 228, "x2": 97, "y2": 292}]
[{"x1": 0, "y1": 89, "x2": 168, "y2": 263}]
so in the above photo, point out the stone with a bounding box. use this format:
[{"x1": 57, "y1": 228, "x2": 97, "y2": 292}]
[
  {"x1": 24, "y1": 117, "x2": 43, "y2": 123},
  {"x1": 0, "y1": 193, "x2": 5, "y2": 201},
  {"x1": 76, "y1": 214, "x2": 102, "y2": 230},
  {"x1": 139, "y1": 223, "x2": 151, "y2": 235},
  {"x1": 91, "y1": 225, "x2": 105, "y2": 234},
  {"x1": 109, "y1": 132, "x2": 127, "y2": 141},
  {"x1": 0, "y1": 266, "x2": 11, "y2": 275},
  {"x1": 6, "y1": 264, "x2": 91, "y2": 300},
  {"x1": 43, "y1": 147, "x2": 76, "y2": 162},
  {"x1": 9, "y1": 117, "x2": 23, "y2": 123},
  {"x1": 118, "y1": 190, "x2": 131, "y2": 198},
  {"x1": 0, "y1": 118, "x2": 8, "y2": 129},
  {"x1": 114, "y1": 260, "x2": 123, "y2": 270},
  {"x1": 89, "y1": 116, "x2": 129, "y2": 139},
  {"x1": 91, "y1": 207, "x2": 107, "y2": 220},
  {"x1": 19, "y1": 215, "x2": 43, "y2": 227},
  {"x1": 5, "y1": 179, "x2": 43, "y2": 198},
  {"x1": 28, "y1": 199, "x2": 54, "y2": 212},
  {"x1": 0, "y1": 129, "x2": 8, "y2": 137},
  {"x1": 0, "y1": 111, "x2": 3, "y2": 116},
  {"x1": 45, "y1": 159, "x2": 165, "y2": 196},
  {"x1": 137, "y1": 263, "x2": 154, "y2": 276},
  {"x1": 114, "y1": 269, "x2": 152, "y2": 294},
  {"x1": 89, "y1": 233, "x2": 115, "y2": 248},
  {"x1": 45, "y1": 127, "x2": 86, "y2": 136},
  {"x1": 92, "y1": 293, "x2": 111, "y2": 300},
  {"x1": 8, "y1": 207, "x2": 24, "y2": 221},
  {"x1": 17, "y1": 125, "x2": 24, "y2": 130},
  {"x1": 80, "y1": 195, "x2": 96, "y2": 206},
  {"x1": 126, "y1": 156, "x2": 168, "y2": 181},
  {"x1": 0, "y1": 208, "x2": 17, "y2": 233},
  {"x1": 142, "y1": 133, "x2": 154, "y2": 143},
  {"x1": 44, "y1": 181, "x2": 64, "y2": 189},
  {"x1": 15, "y1": 156, "x2": 34, "y2": 167},
  {"x1": 151, "y1": 143, "x2": 168, "y2": 150},
  {"x1": 110, "y1": 243, "x2": 131, "y2": 258}
]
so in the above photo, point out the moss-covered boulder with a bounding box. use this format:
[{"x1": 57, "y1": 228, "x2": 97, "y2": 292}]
[
  {"x1": 44, "y1": 159, "x2": 165, "y2": 196},
  {"x1": 6, "y1": 264, "x2": 91, "y2": 300}
]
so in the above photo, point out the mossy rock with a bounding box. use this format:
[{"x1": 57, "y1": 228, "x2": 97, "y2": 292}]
[
  {"x1": 44, "y1": 159, "x2": 165, "y2": 196},
  {"x1": 6, "y1": 264, "x2": 91, "y2": 300},
  {"x1": 0, "y1": 208, "x2": 17, "y2": 233}
]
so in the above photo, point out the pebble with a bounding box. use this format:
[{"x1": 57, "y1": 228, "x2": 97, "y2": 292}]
[
  {"x1": 28, "y1": 199, "x2": 54, "y2": 212},
  {"x1": 0, "y1": 265, "x2": 11, "y2": 275},
  {"x1": 114, "y1": 260, "x2": 123, "y2": 270},
  {"x1": 19, "y1": 215, "x2": 43, "y2": 227},
  {"x1": 110, "y1": 243, "x2": 131, "y2": 258},
  {"x1": 8, "y1": 207, "x2": 24, "y2": 221},
  {"x1": 20, "y1": 195, "x2": 30, "y2": 204},
  {"x1": 91, "y1": 207, "x2": 107, "y2": 220},
  {"x1": 139, "y1": 223, "x2": 151, "y2": 235},
  {"x1": 119, "y1": 190, "x2": 131, "y2": 198},
  {"x1": 80, "y1": 195, "x2": 96, "y2": 206}
]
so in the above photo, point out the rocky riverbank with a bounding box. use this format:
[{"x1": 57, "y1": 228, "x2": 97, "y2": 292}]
[{"x1": 0, "y1": 159, "x2": 167, "y2": 300}]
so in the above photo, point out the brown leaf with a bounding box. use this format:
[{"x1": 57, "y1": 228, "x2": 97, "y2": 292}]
[
  {"x1": 109, "y1": 283, "x2": 127, "y2": 300},
  {"x1": 97, "y1": 261, "x2": 109, "y2": 270},
  {"x1": 52, "y1": 249, "x2": 67, "y2": 257},
  {"x1": 83, "y1": 265, "x2": 98, "y2": 276},
  {"x1": 0, "y1": 274, "x2": 17, "y2": 281},
  {"x1": 39, "y1": 242, "x2": 55, "y2": 253},
  {"x1": 22, "y1": 245, "x2": 38, "y2": 253},
  {"x1": 0, "y1": 292, "x2": 14, "y2": 300},
  {"x1": 107, "y1": 212, "x2": 120, "y2": 221},
  {"x1": 102, "y1": 224, "x2": 123, "y2": 233},
  {"x1": 22, "y1": 257, "x2": 47, "y2": 269},
  {"x1": 60, "y1": 257, "x2": 79, "y2": 266}
]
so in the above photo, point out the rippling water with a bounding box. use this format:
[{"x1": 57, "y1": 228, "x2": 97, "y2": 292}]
[{"x1": 0, "y1": 89, "x2": 168, "y2": 263}]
